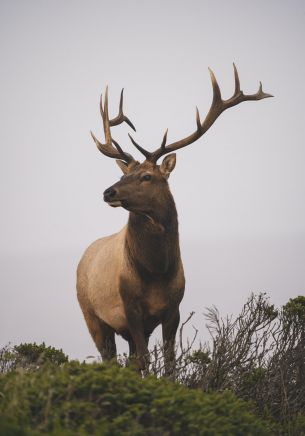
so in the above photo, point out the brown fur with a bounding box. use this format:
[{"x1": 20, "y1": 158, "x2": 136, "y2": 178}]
[{"x1": 77, "y1": 157, "x2": 185, "y2": 371}]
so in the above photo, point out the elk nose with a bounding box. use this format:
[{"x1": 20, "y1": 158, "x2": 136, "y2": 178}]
[{"x1": 103, "y1": 187, "x2": 117, "y2": 202}]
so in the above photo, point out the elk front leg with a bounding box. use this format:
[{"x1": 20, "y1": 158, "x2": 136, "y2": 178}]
[
  {"x1": 128, "y1": 335, "x2": 149, "y2": 366},
  {"x1": 82, "y1": 309, "x2": 116, "y2": 361},
  {"x1": 162, "y1": 308, "x2": 180, "y2": 376},
  {"x1": 120, "y1": 285, "x2": 149, "y2": 370}
]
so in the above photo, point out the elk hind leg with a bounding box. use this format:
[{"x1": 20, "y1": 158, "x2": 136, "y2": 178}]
[
  {"x1": 162, "y1": 308, "x2": 180, "y2": 376},
  {"x1": 83, "y1": 310, "x2": 116, "y2": 361}
]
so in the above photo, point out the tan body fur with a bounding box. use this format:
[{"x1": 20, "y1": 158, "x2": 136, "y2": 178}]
[{"x1": 77, "y1": 225, "x2": 184, "y2": 341}]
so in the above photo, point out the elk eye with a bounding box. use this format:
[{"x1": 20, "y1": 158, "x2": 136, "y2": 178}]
[{"x1": 142, "y1": 174, "x2": 152, "y2": 181}]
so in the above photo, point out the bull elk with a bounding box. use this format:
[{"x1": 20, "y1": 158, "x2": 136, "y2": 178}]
[{"x1": 77, "y1": 64, "x2": 272, "y2": 372}]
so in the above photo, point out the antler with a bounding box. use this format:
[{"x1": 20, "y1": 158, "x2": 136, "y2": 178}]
[
  {"x1": 128, "y1": 64, "x2": 273, "y2": 163},
  {"x1": 91, "y1": 87, "x2": 136, "y2": 164}
]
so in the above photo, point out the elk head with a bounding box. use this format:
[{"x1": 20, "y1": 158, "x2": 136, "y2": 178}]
[{"x1": 91, "y1": 64, "x2": 272, "y2": 215}]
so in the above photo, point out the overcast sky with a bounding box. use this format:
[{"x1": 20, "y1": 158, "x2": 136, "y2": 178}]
[{"x1": 1, "y1": 0, "x2": 305, "y2": 359}]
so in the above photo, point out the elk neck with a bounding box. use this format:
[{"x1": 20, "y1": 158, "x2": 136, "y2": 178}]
[{"x1": 125, "y1": 190, "x2": 180, "y2": 277}]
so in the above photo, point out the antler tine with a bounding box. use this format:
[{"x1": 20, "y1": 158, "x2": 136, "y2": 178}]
[
  {"x1": 208, "y1": 67, "x2": 222, "y2": 106},
  {"x1": 233, "y1": 62, "x2": 241, "y2": 96},
  {"x1": 128, "y1": 133, "x2": 151, "y2": 159},
  {"x1": 91, "y1": 87, "x2": 135, "y2": 164},
  {"x1": 224, "y1": 64, "x2": 273, "y2": 109},
  {"x1": 91, "y1": 130, "x2": 130, "y2": 162},
  {"x1": 112, "y1": 139, "x2": 134, "y2": 162},
  {"x1": 127, "y1": 128, "x2": 169, "y2": 160},
  {"x1": 99, "y1": 92, "x2": 104, "y2": 117},
  {"x1": 160, "y1": 129, "x2": 168, "y2": 150},
  {"x1": 109, "y1": 89, "x2": 136, "y2": 132},
  {"x1": 195, "y1": 107, "x2": 201, "y2": 131},
  {"x1": 148, "y1": 63, "x2": 273, "y2": 163},
  {"x1": 103, "y1": 87, "x2": 111, "y2": 145}
]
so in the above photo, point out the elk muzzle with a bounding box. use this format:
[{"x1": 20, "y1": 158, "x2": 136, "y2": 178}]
[{"x1": 103, "y1": 187, "x2": 122, "y2": 207}]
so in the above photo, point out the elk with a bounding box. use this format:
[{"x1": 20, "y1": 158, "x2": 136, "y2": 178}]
[{"x1": 77, "y1": 64, "x2": 272, "y2": 372}]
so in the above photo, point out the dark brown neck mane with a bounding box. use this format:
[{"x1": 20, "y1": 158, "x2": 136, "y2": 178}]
[{"x1": 125, "y1": 191, "x2": 180, "y2": 277}]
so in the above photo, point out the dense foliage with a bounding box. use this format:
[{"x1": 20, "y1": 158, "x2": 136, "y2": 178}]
[
  {"x1": 0, "y1": 360, "x2": 270, "y2": 435},
  {"x1": 1, "y1": 294, "x2": 304, "y2": 435},
  {"x1": 0, "y1": 343, "x2": 68, "y2": 373}
]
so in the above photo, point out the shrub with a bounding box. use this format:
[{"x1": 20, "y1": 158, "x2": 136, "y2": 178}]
[
  {"x1": 0, "y1": 342, "x2": 68, "y2": 374},
  {"x1": 1, "y1": 294, "x2": 304, "y2": 434},
  {"x1": 164, "y1": 293, "x2": 305, "y2": 432},
  {"x1": 0, "y1": 360, "x2": 270, "y2": 435}
]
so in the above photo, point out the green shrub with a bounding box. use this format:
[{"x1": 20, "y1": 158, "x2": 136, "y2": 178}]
[
  {"x1": 0, "y1": 343, "x2": 68, "y2": 374},
  {"x1": 1, "y1": 293, "x2": 304, "y2": 435},
  {"x1": 13, "y1": 342, "x2": 68, "y2": 367},
  {"x1": 0, "y1": 416, "x2": 27, "y2": 436},
  {"x1": 0, "y1": 360, "x2": 270, "y2": 435}
]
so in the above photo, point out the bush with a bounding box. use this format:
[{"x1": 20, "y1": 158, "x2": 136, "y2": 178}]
[
  {"x1": 1, "y1": 294, "x2": 304, "y2": 434},
  {"x1": 0, "y1": 416, "x2": 27, "y2": 436},
  {"x1": 166, "y1": 294, "x2": 305, "y2": 431},
  {"x1": 0, "y1": 342, "x2": 68, "y2": 374},
  {"x1": 0, "y1": 359, "x2": 270, "y2": 435}
]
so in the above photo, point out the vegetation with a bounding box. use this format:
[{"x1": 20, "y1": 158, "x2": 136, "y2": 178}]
[
  {"x1": 0, "y1": 360, "x2": 270, "y2": 435},
  {"x1": 0, "y1": 342, "x2": 68, "y2": 373},
  {"x1": 1, "y1": 294, "x2": 304, "y2": 435}
]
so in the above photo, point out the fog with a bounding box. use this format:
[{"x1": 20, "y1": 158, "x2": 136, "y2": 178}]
[{"x1": 1, "y1": 0, "x2": 304, "y2": 359}]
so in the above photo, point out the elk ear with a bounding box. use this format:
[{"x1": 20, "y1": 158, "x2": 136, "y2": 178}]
[
  {"x1": 116, "y1": 159, "x2": 129, "y2": 175},
  {"x1": 160, "y1": 153, "x2": 176, "y2": 179}
]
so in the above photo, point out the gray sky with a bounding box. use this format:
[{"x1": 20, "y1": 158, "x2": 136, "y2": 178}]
[{"x1": 1, "y1": 0, "x2": 305, "y2": 359}]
